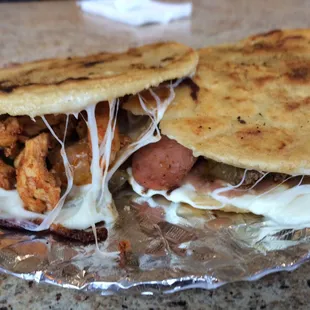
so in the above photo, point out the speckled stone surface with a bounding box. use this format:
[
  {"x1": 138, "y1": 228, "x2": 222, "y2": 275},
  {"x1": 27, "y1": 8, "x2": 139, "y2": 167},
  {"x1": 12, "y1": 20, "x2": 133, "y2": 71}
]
[
  {"x1": 1, "y1": 0, "x2": 310, "y2": 309},
  {"x1": 1, "y1": 263, "x2": 310, "y2": 309}
]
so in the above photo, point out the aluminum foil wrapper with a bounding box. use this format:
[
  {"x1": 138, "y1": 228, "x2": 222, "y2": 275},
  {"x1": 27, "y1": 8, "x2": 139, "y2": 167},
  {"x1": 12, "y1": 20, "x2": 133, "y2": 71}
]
[{"x1": 1, "y1": 192, "x2": 310, "y2": 295}]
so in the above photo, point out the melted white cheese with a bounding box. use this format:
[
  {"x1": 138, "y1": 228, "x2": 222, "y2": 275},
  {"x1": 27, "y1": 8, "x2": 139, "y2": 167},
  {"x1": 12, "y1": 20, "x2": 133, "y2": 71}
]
[
  {"x1": 0, "y1": 186, "x2": 114, "y2": 230},
  {"x1": 212, "y1": 185, "x2": 310, "y2": 226},
  {"x1": 128, "y1": 169, "x2": 310, "y2": 226},
  {"x1": 0, "y1": 82, "x2": 179, "y2": 232},
  {"x1": 0, "y1": 189, "x2": 45, "y2": 221},
  {"x1": 128, "y1": 168, "x2": 203, "y2": 206},
  {"x1": 54, "y1": 185, "x2": 113, "y2": 230},
  {"x1": 36, "y1": 115, "x2": 74, "y2": 231}
]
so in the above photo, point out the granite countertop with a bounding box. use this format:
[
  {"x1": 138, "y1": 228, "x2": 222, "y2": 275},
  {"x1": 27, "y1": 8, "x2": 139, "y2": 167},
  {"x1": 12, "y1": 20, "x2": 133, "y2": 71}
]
[
  {"x1": 1, "y1": 263, "x2": 310, "y2": 309},
  {"x1": 1, "y1": 1, "x2": 310, "y2": 309}
]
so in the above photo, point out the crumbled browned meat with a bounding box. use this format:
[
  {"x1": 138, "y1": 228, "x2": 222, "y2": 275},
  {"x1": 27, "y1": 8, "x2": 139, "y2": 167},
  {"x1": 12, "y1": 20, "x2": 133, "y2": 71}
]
[
  {"x1": 205, "y1": 160, "x2": 261, "y2": 186},
  {"x1": 204, "y1": 159, "x2": 289, "y2": 187},
  {"x1": 272, "y1": 173, "x2": 289, "y2": 182},
  {"x1": 18, "y1": 115, "x2": 77, "y2": 146},
  {"x1": 0, "y1": 159, "x2": 16, "y2": 190},
  {"x1": 109, "y1": 169, "x2": 128, "y2": 194}
]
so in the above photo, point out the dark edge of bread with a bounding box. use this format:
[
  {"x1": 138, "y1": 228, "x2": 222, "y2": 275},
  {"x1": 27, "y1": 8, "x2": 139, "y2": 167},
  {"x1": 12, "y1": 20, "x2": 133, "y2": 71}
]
[{"x1": 0, "y1": 219, "x2": 108, "y2": 244}]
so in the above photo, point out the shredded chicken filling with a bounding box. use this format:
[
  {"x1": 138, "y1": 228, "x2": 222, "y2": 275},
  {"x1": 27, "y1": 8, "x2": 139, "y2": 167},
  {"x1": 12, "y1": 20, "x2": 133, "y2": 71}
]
[{"x1": 0, "y1": 101, "x2": 124, "y2": 214}]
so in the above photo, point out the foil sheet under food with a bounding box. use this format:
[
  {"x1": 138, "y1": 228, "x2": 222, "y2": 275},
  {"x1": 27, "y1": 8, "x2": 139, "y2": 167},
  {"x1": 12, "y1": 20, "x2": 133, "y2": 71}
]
[{"x1": 1, "y1": 192, "x2": 310, "y2": 295}]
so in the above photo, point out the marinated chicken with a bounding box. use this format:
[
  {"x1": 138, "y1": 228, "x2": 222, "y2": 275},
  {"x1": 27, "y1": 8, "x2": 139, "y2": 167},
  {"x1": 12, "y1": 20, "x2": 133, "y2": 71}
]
[
  {"x1": 76, "y1": 113, "x2": 88, "y2": 140},
  {"x1": 51, "y1": 104, "x2": 122, "y2": 186},
  {"x1": 15, "y1": 133, "x2": 61, "y2": 213},
  {"x1": 92, "y1": 102, "x2": 120, "y2": 163},
  {"x1": 18, "y1": 114, "x2": 65, "y2": 138},
  {"x1": 18, "y1": 114, "x2": 77, "y2": 146},
  {"x1": 49, "y1": 139, "x2": 92, "y2": 186},
  {"x1": 0, "y1": 100, "x2": 126, "y2": 216},
  {"x1": 0, "y1": 159, "x2": 16, "y2": 190},
  {"x1": 4, "y1": 142, "x2": 22, "y2": 159}
]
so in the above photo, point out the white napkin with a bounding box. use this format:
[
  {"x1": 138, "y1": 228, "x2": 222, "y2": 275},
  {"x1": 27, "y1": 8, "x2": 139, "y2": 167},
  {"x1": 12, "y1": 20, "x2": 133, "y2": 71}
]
[{"x1": 78, "y1": 0, "x2": 192, "y2": 26}]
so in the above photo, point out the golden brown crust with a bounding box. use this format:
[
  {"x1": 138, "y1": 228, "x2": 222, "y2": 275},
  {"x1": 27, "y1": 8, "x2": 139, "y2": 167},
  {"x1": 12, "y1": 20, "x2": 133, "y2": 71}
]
[
  {"x1": 0, "y1": 42, "x2": 198, "y2": 117},
  {"x1": 0, "y1": 219, "x2": 108, "y2": 244},
  {"x1": 49, "y1": 223, "x2": 107, "y2": 244},
  {"x1": 159, "y1": 29, "x2": 310, "y2": 175}
]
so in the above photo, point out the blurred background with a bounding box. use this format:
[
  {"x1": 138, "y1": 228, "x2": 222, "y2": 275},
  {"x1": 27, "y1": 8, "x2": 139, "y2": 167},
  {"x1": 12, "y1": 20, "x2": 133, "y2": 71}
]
[{"x1": 1, "y1": 0, "x2": 310, "y2": 67}]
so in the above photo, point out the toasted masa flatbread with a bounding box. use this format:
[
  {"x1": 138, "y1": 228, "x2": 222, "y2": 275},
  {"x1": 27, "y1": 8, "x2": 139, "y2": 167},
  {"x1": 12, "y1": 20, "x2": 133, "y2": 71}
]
[
  {"x1": 124, "y1": 29, "x2": 310, "y2": 214},
  {"x1": 0, "y1": 42, "x2": 198, "y2": 117},
  {"x1": 0, "y1": 42, "x2": 198, "y2": 240},
  {"x1": 159, "y1": 29, "x2": 310, "y2": 176}
]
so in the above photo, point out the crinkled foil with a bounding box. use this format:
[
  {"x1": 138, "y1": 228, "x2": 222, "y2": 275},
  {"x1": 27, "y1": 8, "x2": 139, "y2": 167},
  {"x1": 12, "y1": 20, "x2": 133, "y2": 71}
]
[{"x1": 1, "y1": 192, "x2": 310, "y2": 295}]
